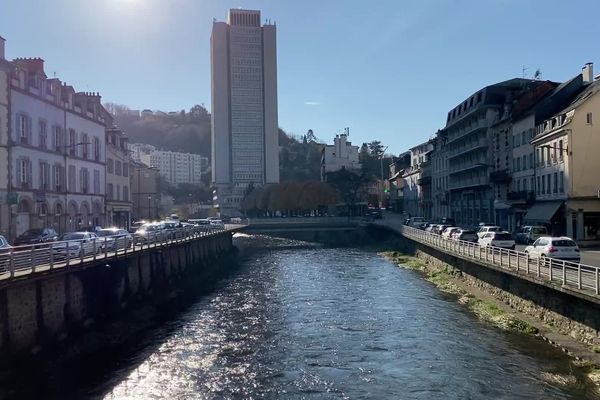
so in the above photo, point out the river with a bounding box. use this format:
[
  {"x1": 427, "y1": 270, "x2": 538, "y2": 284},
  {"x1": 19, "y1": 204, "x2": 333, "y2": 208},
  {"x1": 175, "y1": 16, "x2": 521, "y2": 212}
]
[{"x1": 7, "y1": 235, "x2": 598, "y2": 399}]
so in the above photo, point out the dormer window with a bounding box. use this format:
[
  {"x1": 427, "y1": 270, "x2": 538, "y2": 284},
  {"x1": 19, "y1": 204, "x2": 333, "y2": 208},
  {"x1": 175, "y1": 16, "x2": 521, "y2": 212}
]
[{"x1": 28, "y1": 73, "x2": 40, "y2": 89}]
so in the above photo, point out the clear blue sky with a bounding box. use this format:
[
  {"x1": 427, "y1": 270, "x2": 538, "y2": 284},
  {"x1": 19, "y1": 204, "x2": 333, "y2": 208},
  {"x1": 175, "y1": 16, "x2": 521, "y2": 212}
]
[{"x1": 1, "y1": 0, "x2": 598, "y2": 155}]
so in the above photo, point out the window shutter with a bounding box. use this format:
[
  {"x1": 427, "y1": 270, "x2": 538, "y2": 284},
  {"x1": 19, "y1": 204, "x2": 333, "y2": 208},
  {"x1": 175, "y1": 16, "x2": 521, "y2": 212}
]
[
  {"x1": 27, "y1": 116, "x2": 32, "y2": 143},
  {"x1": 15, "y1": 115, "x2": 21, "y2": 141},
  {"x1": 16, "y1": 159, "x2": 22, "y2": 186}
]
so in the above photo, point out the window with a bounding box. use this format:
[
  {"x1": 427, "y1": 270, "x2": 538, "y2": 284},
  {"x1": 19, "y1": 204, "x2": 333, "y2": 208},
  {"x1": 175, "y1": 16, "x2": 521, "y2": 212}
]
[
  {"x1": 528, "y1": 128, "x2": 534, "y2": 140},
  {"x1": 93, "y1": 170, "x2": 100, "y2": 194},
  {"x1": 558, "y1": 140, "x2": 564, "y2": 161},
  {"x1": 93, "y1": 137, "x2": 101, "y2": 161},
  {"x1": 116, "y1": 185, "x2": 121, "y2": 200},
  {"x1": 546, "y1": 147, "x2": 551, "y2": 166},
  {"x1": 39, "y1": 120, "x2": 47, "y2": 149},
  {"x1": 39, "y1": 162, "x2": 50, "y2": 190},
  {"x1": 552, "y1": 144, "x2": 557, "y2": 162},
  {"x1": 560, "y1": 171, "x2": 564, "y2": 193},
  {"x1": 17, "y1": 158, "x2": 31, "y2": 187},
  {"x1": 522, "y1": 155, "x2": 527, "y2": 170},
  {"x1": 541, "y1": 175, "x2": 546, "y2": 194},
  {"x1": 68, "y1": 165, "x2": 76, "y2": 192},
  {"x1": 537, "y1": 176, "x2": 541, "y2": 193},
  {"x1": 107, "y1": 183, "x2": 114, "y2": 200},
  {"x1": 477, "y1": 92, "x2": 482, "y2": 103},
  {"x1": 69, "y1": 129, "x2": 77, "y2": 155},
  {"x1": 523, "y1": 179, "x2": 528, "y2": 191},
  {"x1": 531, "y1": 177, "x2": 535, "y2": 192},
  {"x1": 516, "y1": 179, "x2": 521, "y2": 192},
  {"x1": 521, "y1": 131, "x2": 526, "y2": 145},
  {"x1": 547, "y1": 174, "x2": 551, "y2": 194},
  {"x1": 80, "y1": 168, "x2": 89, "y2": 194},
  {"x1": 17, "y1": 114, "x2": 30, "y2": 144},
  {"x1": 53, "y1": 164, "x2": 63, "y2": 191},
  {"x1": 53, "y1": 126, "x2": 63, "y2": 152},
  {"x1": 107, "y1": 158, "x2": 114, "y2": 174},
  {"x1": 123, "y1": 162, "x2": 129, "y2": 177},
  {"x1": 587, "y1": 112, "x2": 593, "y2": 124},
  {"x1": 516, "y1": 157, "x2": 521, "y2": 171},
  {"x1": 123, "y1": 186, "x2": 129, "y2": 201},
  {"x1": 115, "y1": 160, "x2": 122, "y2": 176},
  {"x1": 529, "y1": 153, "x2": 534, "y2": 169},
  {"x1": 553, "y1": 172, "x2": 558, "y2": 193},
  {"x1": 81, "y1": 133, "x2": 89, "y2": 159}
]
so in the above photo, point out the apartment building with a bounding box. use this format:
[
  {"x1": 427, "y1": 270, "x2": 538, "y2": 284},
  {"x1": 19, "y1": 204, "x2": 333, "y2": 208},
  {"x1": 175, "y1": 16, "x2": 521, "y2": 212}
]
[
  {"x1": 403, "y1": 141, "x2": 433, "y2": 218},
  {"x1": 131, "y1": 161, "x2": 159, "y2": 220},
  {"x1": 8, "y1": 55, "x2": 109, "y2": 238},
  {"x1": 442, "y1": 78, "x2": 540, "y2": 227},
  {"x1": 140, "y1": 149, "x2": 207, "y2": 186},
  {"x1": 211, "y1": 9, "x2": 280, "y2": 216},
  {"x1": 531, "y1": 64, "x2": 600, "y2": 241},
  {"x1": 0, "y1": 37, "x2": 10, "y2": 237},
  {"x1": 320, "y1": 133, "x2": 359, "y2": 181},
  {"x1": 106, "y1": 127, "x2": 132, "y2": 228},
  {"x1": 430, "y1": 131, "x2": 449, "y2": 220},
  {"x1": 388, "y1": 152, "x2": 410, "y2": 213}
]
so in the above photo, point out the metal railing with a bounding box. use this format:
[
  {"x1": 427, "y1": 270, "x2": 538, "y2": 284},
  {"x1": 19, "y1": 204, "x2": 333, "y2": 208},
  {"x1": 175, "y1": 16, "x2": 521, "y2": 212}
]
[
  {"x1": 247, "y1": 217, "x2": 359, "y2": 225},
  {"x1": 376, "y1": 220, "x2": 600, "y2": 297},
  {"x1": 0, "y1": 224, "x2": 244, "y2": 282}
]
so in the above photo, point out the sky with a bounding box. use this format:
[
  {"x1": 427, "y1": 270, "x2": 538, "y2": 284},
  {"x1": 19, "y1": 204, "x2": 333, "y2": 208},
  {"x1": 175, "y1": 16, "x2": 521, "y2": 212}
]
[{"x1": 1, "y1": 0, "x2": 599, "y2": 155}]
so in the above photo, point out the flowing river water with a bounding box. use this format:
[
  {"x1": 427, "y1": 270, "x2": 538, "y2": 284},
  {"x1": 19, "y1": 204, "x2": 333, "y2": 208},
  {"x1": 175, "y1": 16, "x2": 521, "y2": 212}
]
[{"x1": 5, "y1": 235, "x2": 599, "y2": 399}]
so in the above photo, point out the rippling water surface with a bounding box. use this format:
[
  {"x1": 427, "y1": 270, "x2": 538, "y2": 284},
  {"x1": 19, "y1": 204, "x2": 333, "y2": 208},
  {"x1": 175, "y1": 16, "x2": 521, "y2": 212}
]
[{"x1": 29, "y1": 236, "x2": 600, "y2": 398}]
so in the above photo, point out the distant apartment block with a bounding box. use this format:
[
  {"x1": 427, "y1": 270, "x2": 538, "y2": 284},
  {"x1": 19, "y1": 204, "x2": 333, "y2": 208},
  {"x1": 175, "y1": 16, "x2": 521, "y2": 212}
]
[
  {"x1": 130, "y1": 144, "x2": 208, "y2": 186},
  {"x1": 211, "y1": 8, "x2": 280, "y2": 216},
  {"x1": 320, "y1": 133, "x2": 359, "y2": 180}
]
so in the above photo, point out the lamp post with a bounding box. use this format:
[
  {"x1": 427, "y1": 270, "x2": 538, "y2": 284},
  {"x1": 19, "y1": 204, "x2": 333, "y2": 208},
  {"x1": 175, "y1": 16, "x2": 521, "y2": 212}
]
[{"x1": 147, "y1": 195, "x2": 152, "y2": 220}]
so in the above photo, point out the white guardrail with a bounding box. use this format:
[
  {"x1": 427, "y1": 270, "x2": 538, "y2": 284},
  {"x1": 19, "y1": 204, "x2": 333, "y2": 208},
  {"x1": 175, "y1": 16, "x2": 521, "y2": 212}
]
[
  {"x1": 379, "y1": 221, "x2": 600, "y2": 296},
  {"x1": 0, "y1": 224, "x2": 244, "y2": 281}
]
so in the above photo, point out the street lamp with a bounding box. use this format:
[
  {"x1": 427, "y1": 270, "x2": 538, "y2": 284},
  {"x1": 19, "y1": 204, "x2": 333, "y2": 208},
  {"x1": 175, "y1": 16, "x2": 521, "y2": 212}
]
[{"x1": 147, "y1": 195, "x2": 152, "y2": 220}]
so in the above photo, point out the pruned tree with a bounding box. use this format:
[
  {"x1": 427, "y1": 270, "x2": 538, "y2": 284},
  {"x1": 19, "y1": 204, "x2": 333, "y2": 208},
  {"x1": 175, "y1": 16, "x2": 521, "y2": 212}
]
[{"x1": 326, "y1": 167, "x2": 370, "y2": 217}]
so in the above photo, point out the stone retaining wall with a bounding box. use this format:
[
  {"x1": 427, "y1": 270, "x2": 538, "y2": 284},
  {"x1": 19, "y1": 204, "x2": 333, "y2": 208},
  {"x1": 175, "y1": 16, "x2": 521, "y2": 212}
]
[{"x1": 0, "y1": 232, "x2": 234, "y2": 359}]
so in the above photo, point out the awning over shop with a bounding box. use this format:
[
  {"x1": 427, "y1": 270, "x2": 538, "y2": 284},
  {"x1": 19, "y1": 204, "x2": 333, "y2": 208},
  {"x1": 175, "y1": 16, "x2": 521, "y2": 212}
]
[
  {"x1": 524, "y1": 201, "x2": 563, "y2": 223},
  {"x1": 567, "y1": 200, "x2": 600, "y2": 213}
]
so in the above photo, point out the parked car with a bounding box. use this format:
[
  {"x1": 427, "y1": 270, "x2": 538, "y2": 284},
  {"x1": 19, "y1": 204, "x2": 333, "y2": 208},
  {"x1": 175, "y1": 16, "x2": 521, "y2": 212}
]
[
  {"x1": 452, "y1": 229, "x2": 478, "y2": 242},
  {"x1": 365, "y1": 208, "x2": 382, "y2": 219},
  {"x1": 516, "y1": 225, "x2": 548, "y2": 244},
  {"x1": 440, "y1": 217, "x2": 456, "y2": 226},
  {"x1": 96, "y1": 228, "x2": 133, "y2": 250},
  {"x1": 434, "y1": 224, "x2": 451, "y2": 235},
  {"x1": 53, "y1": 232, "x2": 101, "y2": 259},
  {"x1": 134, "y1": 223, "x2": 166, "y2": 243},
  {"x1": 407, "y1": 217, "x2": 426, "y2": 228},
  {"x1": 0, "y1": 236, "x2": 13, "y2": 271},
  {"x1": 14, "y1": 228, "x2": 58, "y2": 246},
  {"x1": 478, "y1": 231, "x2": 515, "y2": 249},
  {"x1": 441, "y1": 226, "x2": 460, "y2": 239},
  {"x1": 476, "y1": 226, "x2": 503, "y2": 239},
  {"x1": 209, "y1": 219, "x2": 225, "y2": 230},
  {"x1": 129, "y1": 221, "x2": 148, "y2": 234},
  {"x1": 524, "y1": 237, "x2": 580, "y2": 263}
]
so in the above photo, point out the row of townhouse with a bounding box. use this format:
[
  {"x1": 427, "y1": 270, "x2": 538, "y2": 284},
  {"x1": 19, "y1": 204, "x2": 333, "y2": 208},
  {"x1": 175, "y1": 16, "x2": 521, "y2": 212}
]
[
  {"x1": 0, "y1": 37, "x2": 134, "y2": 240},
  {"x1": 396, "y1": 63, "x2": 600, "y2": 244}
]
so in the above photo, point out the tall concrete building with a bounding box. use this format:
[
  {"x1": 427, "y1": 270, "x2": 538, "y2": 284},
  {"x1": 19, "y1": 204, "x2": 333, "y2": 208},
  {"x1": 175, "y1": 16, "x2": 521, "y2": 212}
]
[{"x1": 211, "y1": 9, "x2": 279, "y2": 216}]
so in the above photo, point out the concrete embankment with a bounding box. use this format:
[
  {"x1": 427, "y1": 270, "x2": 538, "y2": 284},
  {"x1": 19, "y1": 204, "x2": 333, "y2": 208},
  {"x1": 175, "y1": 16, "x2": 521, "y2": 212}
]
[{"x1": 0, "y1": 232, "x2": 235, "y2": 364}]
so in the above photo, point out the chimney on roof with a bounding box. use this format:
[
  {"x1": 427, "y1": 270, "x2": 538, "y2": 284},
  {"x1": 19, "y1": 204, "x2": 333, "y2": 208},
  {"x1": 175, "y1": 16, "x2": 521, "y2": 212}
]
[
  {"x1": 0, "y1": 36, "x2": 5, "y2": 60},
  {"x1": 582, "y1": 62, "x2": 594, "y2": 84}
]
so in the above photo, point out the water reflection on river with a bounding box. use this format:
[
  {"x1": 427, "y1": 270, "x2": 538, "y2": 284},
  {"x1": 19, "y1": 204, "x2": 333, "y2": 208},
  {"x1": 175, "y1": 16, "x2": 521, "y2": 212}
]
[{"x1": 75, "y1": 236, "x2": 600, "y2": 398}]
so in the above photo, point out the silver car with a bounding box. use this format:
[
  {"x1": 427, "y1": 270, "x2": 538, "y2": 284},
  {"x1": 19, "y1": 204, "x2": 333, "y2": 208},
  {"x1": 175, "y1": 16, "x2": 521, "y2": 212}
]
[{"x1": 525, "y1": 236, "x2": 580, "y2": 263}]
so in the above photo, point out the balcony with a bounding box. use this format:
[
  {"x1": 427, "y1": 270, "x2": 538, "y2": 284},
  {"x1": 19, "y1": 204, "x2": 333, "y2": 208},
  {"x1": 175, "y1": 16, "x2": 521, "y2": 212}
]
[
  {"x1": 490, "y1": 170, "x2": 512, "y2": 183},
  {"x1": 507, "y1": 190, "x2": 535, "y2": 204}
]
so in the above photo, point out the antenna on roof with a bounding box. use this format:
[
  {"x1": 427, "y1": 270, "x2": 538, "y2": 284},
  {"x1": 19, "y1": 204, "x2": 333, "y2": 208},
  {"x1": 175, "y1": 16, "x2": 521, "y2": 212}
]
[{"x1": 522, "y1": 65, "x2": 528, "y2": 79}]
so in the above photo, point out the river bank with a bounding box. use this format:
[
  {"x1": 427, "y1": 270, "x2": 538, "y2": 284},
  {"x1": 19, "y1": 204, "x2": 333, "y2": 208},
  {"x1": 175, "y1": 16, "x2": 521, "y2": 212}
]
[{"x1": 380, "y1": 250, "x2": 600, "y2": 392}]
